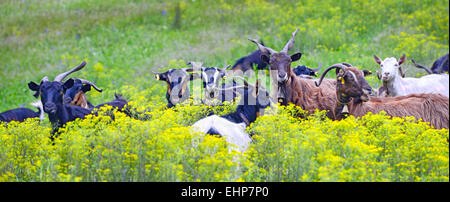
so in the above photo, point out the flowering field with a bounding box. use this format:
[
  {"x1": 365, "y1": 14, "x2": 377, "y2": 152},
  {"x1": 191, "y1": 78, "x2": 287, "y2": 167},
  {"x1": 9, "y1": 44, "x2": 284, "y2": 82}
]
[{"x1": 0, "y1": 0, "x2": 449, "y2": 182}]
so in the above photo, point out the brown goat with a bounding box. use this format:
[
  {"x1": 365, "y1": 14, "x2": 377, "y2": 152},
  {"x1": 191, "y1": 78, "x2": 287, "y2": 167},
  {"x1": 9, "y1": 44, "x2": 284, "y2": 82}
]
[
  {"x1": 316, "y1": 64, "x2": 449, "y2": 129},
  {"x1": 249, "y1": 29, "x2": 338, "y2": 119}
]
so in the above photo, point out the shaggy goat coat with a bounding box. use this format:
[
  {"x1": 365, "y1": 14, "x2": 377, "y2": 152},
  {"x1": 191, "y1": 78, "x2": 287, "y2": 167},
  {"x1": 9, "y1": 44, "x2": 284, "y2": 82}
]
[
  {"x1": 279, "y1": 71, "x2": 338, "y2": 119},
  {"x1": 345, "y1": 94, "x2": 449, "y2": 129}
]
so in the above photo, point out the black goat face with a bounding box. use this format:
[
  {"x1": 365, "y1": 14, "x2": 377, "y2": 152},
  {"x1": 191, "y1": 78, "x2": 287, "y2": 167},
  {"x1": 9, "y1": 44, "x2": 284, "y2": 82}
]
[
  {"x1": 293, "y1": 65, "x2": 317, "y2": 77},
  {"x1": 63, "y1": 79, "x2": 92, "y2": 105},
  {"x1": 28, "y1": 79, "x2": 75, "y2": 114}
]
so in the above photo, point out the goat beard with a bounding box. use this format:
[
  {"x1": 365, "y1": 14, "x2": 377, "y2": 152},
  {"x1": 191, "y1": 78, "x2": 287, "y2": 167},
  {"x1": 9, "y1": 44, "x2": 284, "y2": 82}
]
[{"x1": 71, "y1": 92, "x2": 89, "y2": 109}]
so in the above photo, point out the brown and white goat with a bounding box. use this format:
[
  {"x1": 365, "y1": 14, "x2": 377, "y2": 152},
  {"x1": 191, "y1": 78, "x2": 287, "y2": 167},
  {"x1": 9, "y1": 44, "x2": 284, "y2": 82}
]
[
  {"x1": 316, "y1": 64, "x2": 449, "y2": 129},
  {"x1": 249, "y1": 29, "x2": 338, "y2": 119}
]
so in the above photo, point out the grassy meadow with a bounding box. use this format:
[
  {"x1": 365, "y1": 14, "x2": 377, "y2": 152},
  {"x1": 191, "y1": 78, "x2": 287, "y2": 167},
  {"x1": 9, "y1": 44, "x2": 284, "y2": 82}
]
[{"x1": 0, "y1": 0, "x2": 448, "y2": 182}]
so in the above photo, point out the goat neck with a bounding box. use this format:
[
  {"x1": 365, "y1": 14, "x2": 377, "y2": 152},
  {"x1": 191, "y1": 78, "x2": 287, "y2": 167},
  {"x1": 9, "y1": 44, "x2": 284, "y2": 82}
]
[
  {"x1": 383, "y1": 74, "x2": 406, "y2": 97},
  {"x1": 334, "y1": 91, "x2": 353, "y2": 120}
]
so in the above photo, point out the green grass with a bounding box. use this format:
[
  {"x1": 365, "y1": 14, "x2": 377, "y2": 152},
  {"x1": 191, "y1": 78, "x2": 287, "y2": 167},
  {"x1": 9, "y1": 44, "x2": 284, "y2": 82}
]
[{"x1": 1, "y1": 0, "x2": 448, "y2": 111}]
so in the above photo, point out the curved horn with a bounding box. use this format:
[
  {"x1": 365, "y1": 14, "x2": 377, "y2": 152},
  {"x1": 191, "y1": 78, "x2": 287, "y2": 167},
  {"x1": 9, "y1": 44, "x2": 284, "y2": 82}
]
[
  {"x1": 315, "y1": 64, "x2": 347, "y2": 87},
  {"x1": 248, "y1": 38, "x2": 277, "y2": 55},
  {"x1": 54, "y1": 61, "x2": 86, "y2": 82},
  {"x1": 312, "y1": 62, "x2": 323, "y2": 72},
  {"x1": 411, "y1": 58, "x2": 433, "y2": 74},
  {"x1": 341, "y1": 62, "x2": 353, "y2": 67},
  {"x1": 281, "y1": 28, "x2": 299, "y2": 53},
  {"x1": 78, "y1": 78, "x2": 103, "y2": 92}
]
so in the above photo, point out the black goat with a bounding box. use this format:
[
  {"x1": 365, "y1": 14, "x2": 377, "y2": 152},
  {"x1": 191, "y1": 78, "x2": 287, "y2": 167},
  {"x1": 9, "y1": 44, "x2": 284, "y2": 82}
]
[
  {"x1": 0, "y1": 101, "x2": 44, "y2": 124},
  {"x1": 92, "y1": 93, "x2": 131, "y2": 117},
  {"x1": 412, "y1": 53, "x2": 449, "y2": 74},
  {"x1": 293, "y1": 62, "x2": 322, "y2": 78},
  {"x1": 27, "y1": 61, "x2": 91, "y2": 135},
  {"x1": 63, "y1": 78, "x2": 103, "y2": 109},
  {"x1": 28, "y1": 78, "x2": 92, "y2": 135},
  {"x1": 231, "y1": 41, "x2": 268, "y2": 74}
]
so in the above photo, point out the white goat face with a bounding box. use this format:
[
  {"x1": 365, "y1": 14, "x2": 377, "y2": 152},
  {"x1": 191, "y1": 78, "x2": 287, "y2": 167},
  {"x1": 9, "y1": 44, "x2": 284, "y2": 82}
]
[
  {"x1": 379, "y1": 57, "x2": 400, "y2": 81},
  {"x1": 373, "y1": 54, "x2": 406, "y2": 82}
]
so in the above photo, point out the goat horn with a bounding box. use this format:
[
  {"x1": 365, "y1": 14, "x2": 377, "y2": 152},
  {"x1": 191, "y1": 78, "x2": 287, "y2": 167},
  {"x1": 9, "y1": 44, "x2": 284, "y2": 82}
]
[
  {"x1": 312, "y1": 62, "x2": 323, "y2": 72},
  {"x1": 376, "y1": 70, "x2": 381, "y2": 80},
  {"x1": 78, "y1": 78, "x2": 103, "y2": 92},
  {"x1": 411, "y1": 58, "x2": 433, "y2": 74},
  {"x1": 40, "y1": 76, "x2": 49, "y2": 84},
  {"x1": 54, "y1": 61, "x2": 87, "y2": 82},
  {"x1": 315, "y1": 64, "x2": 347, "y2": 87},
  {"x1": 248, "y1": 38, "x2": 277, "y2": 55},
  {"x1": 281, "y1": 28, "x2": 299, "y2": 53},
  {"x1": 187, "y1": 61, "x2": 203, "y2": 71},
  {"x1": 398, "y1": 65, "x2": 406, "y2": 78},
  {"x1": 341, "y1": 62, "x2": 352, "y2": 67}
]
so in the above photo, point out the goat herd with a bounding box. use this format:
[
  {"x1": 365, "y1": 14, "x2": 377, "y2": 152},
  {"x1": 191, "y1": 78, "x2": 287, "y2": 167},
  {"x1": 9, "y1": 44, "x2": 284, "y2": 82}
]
[{"x1": 1, "y1": 28, "x2": 449, "y2": 152}]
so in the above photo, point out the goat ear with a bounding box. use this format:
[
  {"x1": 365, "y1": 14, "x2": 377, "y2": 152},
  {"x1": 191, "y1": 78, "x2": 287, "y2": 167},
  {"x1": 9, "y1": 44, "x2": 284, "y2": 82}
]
[
  {"x1": 373, "y1": 54, "x2": 382, "y2": 65},
  {"x1": 290, "y1": 52, "x2": 302, "y2": 62},
  {"x1": 153, "y1": 71, "x2": 168, "y2": 82},
  {"x1": 63, "y1": 78, "x2": 75, "y2": 89},
  {"x1": 362, "y1": 70, "x2": 372, "y2": 77},
  {"x1": 398, "y1": 54, "x2": 406, "y2": 65},
  {"x1": 81, "y1": 84, "x2": 92, "y2": 93},
  {"x1": 28, "y1": 82, "x2": 40, "y2": 98},
  {"x1": 260, "y1": 54, "x2": 270, "y2": 64},
  {"x1": 28, "y1": 82, "x2": 40, "y2": 91}
]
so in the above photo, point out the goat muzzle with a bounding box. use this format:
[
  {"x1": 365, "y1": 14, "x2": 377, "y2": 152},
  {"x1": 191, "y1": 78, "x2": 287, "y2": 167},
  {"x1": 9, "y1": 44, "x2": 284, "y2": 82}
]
[{"x1": 44, "y1": 103, "x2": 57, "y2": 114}]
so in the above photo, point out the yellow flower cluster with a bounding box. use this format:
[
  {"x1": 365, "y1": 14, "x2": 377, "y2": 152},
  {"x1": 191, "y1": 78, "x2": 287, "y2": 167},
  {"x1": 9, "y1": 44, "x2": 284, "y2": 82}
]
[{"x1": 244, "y1": 104, "x2": 449, "y2": 182}]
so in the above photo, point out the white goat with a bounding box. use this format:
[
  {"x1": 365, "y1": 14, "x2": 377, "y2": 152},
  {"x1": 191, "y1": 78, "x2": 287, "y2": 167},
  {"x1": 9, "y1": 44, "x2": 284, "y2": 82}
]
[
  {"x1": 373, "y1": 54, "x2": 449, "y2": 98},
  {"x1": 192, "y1": 115, "x2": 250, "y2": 152}
]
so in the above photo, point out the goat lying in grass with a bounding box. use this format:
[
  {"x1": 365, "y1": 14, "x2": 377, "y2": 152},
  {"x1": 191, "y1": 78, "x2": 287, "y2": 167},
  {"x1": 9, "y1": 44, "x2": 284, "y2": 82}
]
[
  {"x1": 0, "y1": 101, "x2": 44, "y2": 124},
  {"x1": 191, "y1": 78, "x2": 272, "y2": 152},
  {"x1": 373, "y1": 54, "x2": 449, "y2": 98},
  {"x1": 316, "y1": 63, "x2": 449, "y2": 129}
]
